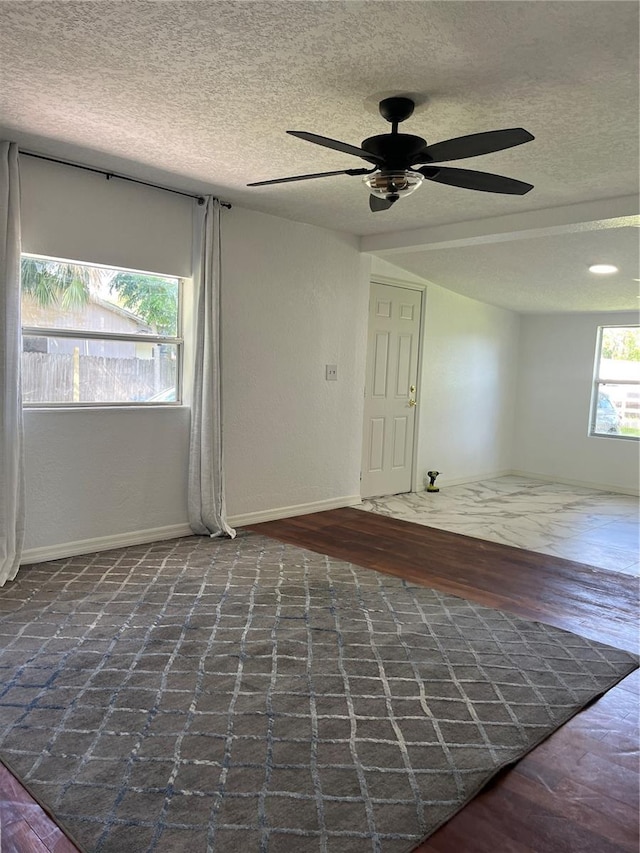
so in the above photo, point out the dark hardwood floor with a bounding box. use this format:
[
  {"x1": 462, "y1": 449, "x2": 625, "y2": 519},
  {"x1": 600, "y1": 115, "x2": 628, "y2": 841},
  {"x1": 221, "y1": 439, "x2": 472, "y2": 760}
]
[
  {"x1": 0, "y1": 762, "x2": 78, "y2": 853},
  {"x1": 251, "y1": 508, "x2": 639, "y2": 853},
  {"x1": 1, "y1": 507, "x2": 638, "y2": 852}
]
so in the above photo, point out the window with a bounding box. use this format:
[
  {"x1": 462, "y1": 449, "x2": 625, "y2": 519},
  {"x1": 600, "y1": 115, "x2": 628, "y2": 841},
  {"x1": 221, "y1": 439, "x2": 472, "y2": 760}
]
[
  {"x1": 590, "y1": 325, "x2": 640, "y2": 439},
  {"x1": 21, "y1": 254, "x2": 182, "y2": 406}
]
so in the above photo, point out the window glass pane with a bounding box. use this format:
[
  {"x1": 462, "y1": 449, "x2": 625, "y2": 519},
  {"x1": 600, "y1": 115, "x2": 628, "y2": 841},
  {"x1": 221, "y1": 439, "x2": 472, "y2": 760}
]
[
  {"x1": 591, "y1": 326, "x2": 640, "y2": 438},
  {"x1": 594, "y1": 387, "x2": 621, "y2": 435},
  {"x1": 22, "y1": 338, "x2": 178, "y2": 404},
  {"x1": 598, "y1": 327, "x2": 640, "y2": 380},
  {"x1": 21, "y1": 257, "x2": 178, "y2": 336},
  {"x1": 596, "y1": 383, "x2": 640, "y2": 437}
]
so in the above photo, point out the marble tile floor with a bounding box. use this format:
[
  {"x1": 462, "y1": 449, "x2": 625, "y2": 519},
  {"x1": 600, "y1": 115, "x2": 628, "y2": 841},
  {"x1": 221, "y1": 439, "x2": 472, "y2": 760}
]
[{"x1": 359, "y1": 475, "x2": 640, "y2": 577}]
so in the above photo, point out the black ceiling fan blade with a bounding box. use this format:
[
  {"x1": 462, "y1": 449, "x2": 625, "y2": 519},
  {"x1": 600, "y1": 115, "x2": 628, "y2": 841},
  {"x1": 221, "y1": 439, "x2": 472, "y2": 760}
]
[
  {"x1": 287, "y1": 131, "x2": 383, "y2": 165},
  {"x1": 419, "y1": 166, "x2": 533, "y2": 195},
  {"x1": 415, "y1": 128, "x2": 534, "y2": 164},
  {"x1": 369, "y1": 194, "x2": 397, "y2": 212},
  {"x1": 248, "y1": 167, "x2": 372, "y2": 187}
]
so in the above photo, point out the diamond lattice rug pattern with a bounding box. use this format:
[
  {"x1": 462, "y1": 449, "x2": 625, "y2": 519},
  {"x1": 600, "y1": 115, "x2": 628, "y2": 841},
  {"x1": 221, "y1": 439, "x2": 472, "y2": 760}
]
[{"x1": 0, "y1": 533, "x2": 636, "y2": 853}]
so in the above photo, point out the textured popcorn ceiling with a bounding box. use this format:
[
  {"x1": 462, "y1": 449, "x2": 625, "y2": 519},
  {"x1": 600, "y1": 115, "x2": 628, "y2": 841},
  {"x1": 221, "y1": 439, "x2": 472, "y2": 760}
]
[
  {"x1": 391, "y1": 226, "x2": 640, "y2": 314},
  {"x1": 0, "y1": 1, "x2": 638, "y2": 311}
]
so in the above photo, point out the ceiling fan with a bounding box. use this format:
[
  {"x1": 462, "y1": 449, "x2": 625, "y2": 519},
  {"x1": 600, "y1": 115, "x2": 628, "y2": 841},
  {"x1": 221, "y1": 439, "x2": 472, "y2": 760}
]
[{"x1": 248, "y1": 97, "x2": 534, "y2": 212}]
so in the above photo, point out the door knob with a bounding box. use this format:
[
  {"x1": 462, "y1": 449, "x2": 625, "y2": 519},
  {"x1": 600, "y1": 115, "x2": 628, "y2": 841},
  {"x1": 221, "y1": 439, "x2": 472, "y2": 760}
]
[{"x1": 408, "y1": 398, "x2": 417, "y2": 407}]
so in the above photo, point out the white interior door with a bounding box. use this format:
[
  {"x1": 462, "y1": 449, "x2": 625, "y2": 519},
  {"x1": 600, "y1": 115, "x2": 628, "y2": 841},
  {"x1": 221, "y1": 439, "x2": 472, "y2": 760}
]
[{"x1": 361, "y1": 282, "x2": 422, "y2": 498}]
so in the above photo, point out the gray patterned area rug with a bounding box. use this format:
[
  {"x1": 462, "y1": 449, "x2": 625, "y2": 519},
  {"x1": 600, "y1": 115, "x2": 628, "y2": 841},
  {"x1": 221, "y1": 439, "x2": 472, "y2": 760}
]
[{"x1": 0, "y1": 533, "x2": 636, "y2": 853}]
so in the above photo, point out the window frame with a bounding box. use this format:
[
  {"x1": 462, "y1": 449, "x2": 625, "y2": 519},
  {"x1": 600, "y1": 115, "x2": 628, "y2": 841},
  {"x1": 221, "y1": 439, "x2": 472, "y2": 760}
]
[
  {"x1": 589, "y1": 324, "x2": 640, "y2": 441},
  {"x1": 20, "y1": 253, "x2": 184, "y2": 408}
]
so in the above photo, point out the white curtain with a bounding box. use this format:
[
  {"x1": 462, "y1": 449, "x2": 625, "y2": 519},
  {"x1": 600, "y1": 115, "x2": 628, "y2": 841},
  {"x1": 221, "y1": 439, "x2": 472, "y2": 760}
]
[
  {"x1": 188, "y1": 197, "x2": 235, "y2": 538},
  {"x1": 0, "y1": 142, "x2": 25, "y2": 585}
]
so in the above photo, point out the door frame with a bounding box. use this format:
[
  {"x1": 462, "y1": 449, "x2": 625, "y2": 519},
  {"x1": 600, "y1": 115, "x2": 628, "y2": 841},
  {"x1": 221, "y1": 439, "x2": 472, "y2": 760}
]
[{"x1": 364, "y1": 273, "x2": 427, "y2": 495}]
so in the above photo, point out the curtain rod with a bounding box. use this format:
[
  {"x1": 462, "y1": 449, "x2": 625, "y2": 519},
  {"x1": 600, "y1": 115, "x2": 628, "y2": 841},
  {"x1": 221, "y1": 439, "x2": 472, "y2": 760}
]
[{"x1": 21, "y1": 151, "x2": 232, "y2": 208}]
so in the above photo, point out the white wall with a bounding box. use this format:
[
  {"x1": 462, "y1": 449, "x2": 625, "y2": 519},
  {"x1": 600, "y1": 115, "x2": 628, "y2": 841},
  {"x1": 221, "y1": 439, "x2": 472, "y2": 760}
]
[
  {"x1": 23, "y1": 408, "x2": 191, "y2": 555},
  {"x1": 222, "y1": 207, "x2": 369, "y2": 521},
  {"x1": 418, "y1": 282, "x2": 520, "y2": 485},
  {"x1": 371, "y1": 258, "x2": 520, "y2": 487},
  {"x1": 19, "y1": 157, "x2": 370, "y2": 557},
  {"x1": 512, "y1": 311, "x2": 640, "y2": 492}
]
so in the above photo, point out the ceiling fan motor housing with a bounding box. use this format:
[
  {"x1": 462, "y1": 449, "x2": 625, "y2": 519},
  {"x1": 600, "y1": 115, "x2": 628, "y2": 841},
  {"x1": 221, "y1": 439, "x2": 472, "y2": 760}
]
[{"x1": 361, "y1": 134, "x2": 428, "y2": 170}]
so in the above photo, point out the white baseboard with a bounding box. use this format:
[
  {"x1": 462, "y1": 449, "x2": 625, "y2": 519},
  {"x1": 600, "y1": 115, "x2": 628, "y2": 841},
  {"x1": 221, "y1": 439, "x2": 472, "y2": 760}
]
[
  {"x1": 508, "y1": 470, "x2": 639, "y2": 497},
  {"x1": 19, "y1": 496, "x2": 363, "y2": 565},
  {"x1": 229, "y1": 494, "x2": 362, "y2": 528},
  {"x1": 20, "y1": 523, "x2": 194, "y2": 566}
]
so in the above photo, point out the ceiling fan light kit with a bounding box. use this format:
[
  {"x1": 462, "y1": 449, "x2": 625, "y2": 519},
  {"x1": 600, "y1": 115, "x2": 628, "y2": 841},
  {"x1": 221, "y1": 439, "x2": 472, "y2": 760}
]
[
  {"x1": 365, "y1": 170, "x2": 424, "y2": 199},
  {"x1": 248, "y1": 96, "x2": 535, "y2": 213}
]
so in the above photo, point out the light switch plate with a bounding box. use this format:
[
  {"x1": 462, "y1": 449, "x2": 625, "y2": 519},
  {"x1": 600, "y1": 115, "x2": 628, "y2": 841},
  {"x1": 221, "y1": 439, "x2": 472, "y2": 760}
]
[{"x1": 325, "y1": 364, "x2": 338, "y2": 381}]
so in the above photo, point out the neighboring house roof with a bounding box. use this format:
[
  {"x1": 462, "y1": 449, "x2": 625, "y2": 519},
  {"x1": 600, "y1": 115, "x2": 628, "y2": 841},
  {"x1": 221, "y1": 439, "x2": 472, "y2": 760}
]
[
  {"x1": 90, "y1": 295, "x2": 153, "y2": 333},
  {"x1": 22, "y1": 292, "x2": 153, "y2": 334}
]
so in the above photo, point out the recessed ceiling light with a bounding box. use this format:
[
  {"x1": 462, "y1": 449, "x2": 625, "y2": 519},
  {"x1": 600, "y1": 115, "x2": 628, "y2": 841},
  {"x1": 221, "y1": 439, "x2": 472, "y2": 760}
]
[{"x1": 588, "y1": 264, "x2": 619, "y2": 275}]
